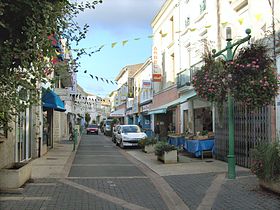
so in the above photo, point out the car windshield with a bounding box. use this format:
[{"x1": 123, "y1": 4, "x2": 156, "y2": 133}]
[
  {"x1": 106, "y1": 121, "x2": 112, "y2": 126},
  {"x1": 88, "y1": 125, "x2": 98, "y2": 128},
  {"x1": 122, "y1": 126, "x2": 141, "y2": 133}
]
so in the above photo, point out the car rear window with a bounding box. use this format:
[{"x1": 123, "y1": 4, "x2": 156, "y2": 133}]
[
  {"x1": 122, "y1": 126, "x2": 140, "y2": 133},
  {"x1": 88, "y1": 125, "x2": 98, "y2": 128}
]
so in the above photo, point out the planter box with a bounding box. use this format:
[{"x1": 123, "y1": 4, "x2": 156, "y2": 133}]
[
  {"x1": 157, "y1": 150, "x2": 177, "y2": 164},
  {"x1": 259, "y1": 179, "x2": 280, "y2": 195},
  {"x1": 143, "y1": 144, "x2": 156, "y2": 153},
  {"x1": 0, "y1": 162, "x2": 32, "y2": 189}
]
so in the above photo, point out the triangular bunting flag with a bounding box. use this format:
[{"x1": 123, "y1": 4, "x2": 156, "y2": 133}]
[
  {"x1": 122, "y1": 40, "x2": 128, "y2": 46},
  {"x1": 89, "y1": 74, "x2": 93, "y2": 79},
  {"x1": 106, "y1": 79, "x2": 109, "y2": 83},
  {"x1": 147, "y1": 35, "x2": 153, "y2": 38},
  {"x1": 134, "y1": 38, "x2": 140, "y2": 40},
  {"x1": 111, "y1": 42, "x2": 117, "y2": 48},
  {"x1": 84, "y1": 70, "x2": 87, "y2": 73},
  {"x1": 100, "y1": 78, "x2": 104, "y2": 82},
  {"x1": 161, "y1": 33, "x2": 168, "y2": 37},
  {"x1": 221, "y1": 22, "x2": 228, "y2": 27},
  {"x1": 190, "y1": 28, "x2": 196, "y2": 32},
  {"x1": 255, "y1": 13, "x2": 262, "y2": 21},
  {"x1": 111, "y1": 81, "x2": 114, "y2": 84},
  {"x1": 238, "y1": 18, "x2": 244, "y2": 25},
  {"x1": 95, "y1": 76, "x2": 99, "y2": 81},
  {"x1": 204, "y1": 25, "x2": 212, "y2": 28}
]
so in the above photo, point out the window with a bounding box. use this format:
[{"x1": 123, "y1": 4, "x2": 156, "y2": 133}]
[
  {"x1": 185, "y1": 17, "x2": 190, "y2": 28},
  {"x1": 200, "y1": 0, "x2": 206, "y2": 14}
]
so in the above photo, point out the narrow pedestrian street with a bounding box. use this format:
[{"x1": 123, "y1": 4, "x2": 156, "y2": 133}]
[{"x1": 1, "y1": 134, "x2": 280, "y2": 210}]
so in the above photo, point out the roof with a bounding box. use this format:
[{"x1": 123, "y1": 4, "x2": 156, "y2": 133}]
[{"x1": 115, "y1": 63, "x2": 143, "y2": 81}]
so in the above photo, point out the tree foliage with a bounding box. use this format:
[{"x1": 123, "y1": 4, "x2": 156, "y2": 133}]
[{"x1": 0, "y1": 0, "x2": 102, "y2": 130}]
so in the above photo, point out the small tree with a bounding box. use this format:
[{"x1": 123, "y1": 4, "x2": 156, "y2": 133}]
[{"x1": 85, "y1": 113, "x2": 91, "y2": 128}]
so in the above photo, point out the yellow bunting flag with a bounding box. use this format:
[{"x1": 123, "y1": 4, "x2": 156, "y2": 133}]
[
  {"x1": 175, "y1": 30, "x2": 181, "y2": 33},
  {"x1": 204, "y1": 25, "x2": 212, "y2": 28},
  {"x1": 111, "y1": 42, "x2": 117, "y2": 48},
  {"x1": 238, "y1": 18, "x2": 244, "y2": 25},
  {"x1": 221, "y1": 22, "x2": 228, "y2": 27},
  {"x1": 148, "y1": 35, "x2": 153, "y2": 38},
  {"x1": 161, "y1": 33, "x2": 168, "y2": 37},
  {"x1": 122, "y1": 40, "x2": 128, "y2": 46},
  {"x1": 255, "y1": 13, "x2": 262, "y2": 21},
  {"x1": 190, "y1": 28, "x2": 196, "y2": 32},
  {"x1": 134, "y1": 38, "x2": 141, "y2": 40},
  {"x1": 100, "y1": 44, "x2": 105, "y2": 49}
]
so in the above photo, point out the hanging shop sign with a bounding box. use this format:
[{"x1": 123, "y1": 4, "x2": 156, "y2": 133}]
[{"x1": 127, "y1": 77, "x2": 134, "y2": 98}]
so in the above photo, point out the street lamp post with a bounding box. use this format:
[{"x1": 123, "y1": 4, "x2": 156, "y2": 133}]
[{"x1": 212, "y1": 28, "x2": 251, "y2": 179}]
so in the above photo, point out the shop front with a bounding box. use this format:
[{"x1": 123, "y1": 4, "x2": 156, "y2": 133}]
[{"x1": 42, "y1": 88, "x2": 66, "y2": 153}]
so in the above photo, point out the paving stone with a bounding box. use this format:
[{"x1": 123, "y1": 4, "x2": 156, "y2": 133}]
[
  {"x1": 164, "y1": 173, "x2": 218, "y2": 210},
  {"x1": 212, "y1": 176, "x2": 280, "y2": 210}
]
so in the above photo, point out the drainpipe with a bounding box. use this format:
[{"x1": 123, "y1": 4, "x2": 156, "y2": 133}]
[{"x1": 217, "y1": 0, "x2": 221, "y2": 51}]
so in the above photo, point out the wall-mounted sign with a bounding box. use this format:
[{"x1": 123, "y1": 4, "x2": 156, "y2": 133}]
[
  {"x1": 152, "y1": 74, "x2": 162, "y2": 82},
  {"x1": 142, "y1": 80, "x2": 151, "y2": 89},
  {"x1": 152, "y1": 46, "x2": 162, "y2": 82}
]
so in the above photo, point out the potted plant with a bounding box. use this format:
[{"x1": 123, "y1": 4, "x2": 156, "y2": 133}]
[
  {"x1": 0, "y1": 162, "x2": 32, "y2": 189},
  {"x1": 138, "y1": 138, "x2": 157, "y2": 153},
  {"x1": 154, "y1": 141, "x2": 177, "y2": 164},
  {"x1": 251, "y1": 142, "x2": 280, "y2": 194}
]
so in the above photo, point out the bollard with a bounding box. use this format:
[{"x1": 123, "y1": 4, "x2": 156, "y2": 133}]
[{"x1": 73, "y1": 128, "x2": 78, "y2": 151}]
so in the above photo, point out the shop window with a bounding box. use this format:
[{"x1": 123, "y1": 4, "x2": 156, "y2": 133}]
[{"x1": 194, "y1": 107, "x2": 212, "y2": 133}]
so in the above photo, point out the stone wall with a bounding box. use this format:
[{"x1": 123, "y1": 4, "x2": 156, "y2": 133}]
[{"x1": 0, "y1": 125, "x2": 16, "y2": 169}]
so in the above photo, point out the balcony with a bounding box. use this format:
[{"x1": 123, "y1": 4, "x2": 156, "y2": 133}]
[{"x1": 176, "y1": 67, "x2": 199, "y2": 89}]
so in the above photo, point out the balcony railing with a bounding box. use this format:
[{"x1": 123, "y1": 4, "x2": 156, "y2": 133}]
[{"x1": 176, "y1": 67, "x2": 199, "y2": 88}]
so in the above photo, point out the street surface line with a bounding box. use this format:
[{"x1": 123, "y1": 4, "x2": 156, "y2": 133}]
[
  {"x1": 71, "y1": 164, "x2": 134, "y2": 166},
  {"x1": 0, "y1": 196, "x2": 50, "y2": 201},
  {"x1": 196, "y1": 173, "x2": 225, "y2": 210},
  {"x1": 119, "y1": 149, "x2": 189, "y2": 210},
  {"x1": 67, "y1": 176, "x2": 148, "y2": 179},
  {"x1": 60, "y1": 179, "x2": 151, "y2": 210}
]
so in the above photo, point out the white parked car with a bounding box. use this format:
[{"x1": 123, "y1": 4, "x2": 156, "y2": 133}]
[{"x1": 115, "y1": 125, "x2": 147, "y2": 148}]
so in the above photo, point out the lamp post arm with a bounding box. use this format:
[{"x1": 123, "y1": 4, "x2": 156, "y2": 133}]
[{"x1": 232, "y1": 34, "x2": 251, "y2": 58}]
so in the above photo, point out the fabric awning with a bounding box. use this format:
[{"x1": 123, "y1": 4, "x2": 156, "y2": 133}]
[
  {"x1": 148, "y1": 90, "x2": 196, "y2": 115},
  {"x1": 42, "y1": 88, "x2": 66, "y2": 112},
  {"x1": 110, "y1": 108, "x2": 125, "y2": 117}
]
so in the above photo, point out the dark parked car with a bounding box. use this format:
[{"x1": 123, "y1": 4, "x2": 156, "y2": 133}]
[{"x1": 86, "y1": 124, "x2": 99, "y2": 135}]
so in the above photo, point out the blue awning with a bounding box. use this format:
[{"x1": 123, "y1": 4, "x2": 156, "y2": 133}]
[
  {"x1": 42, "y1": 88, "x2": 66, "y2": 112},
  {"x1": 148, "y1": 90, "x2": 196, "y2": 115}
]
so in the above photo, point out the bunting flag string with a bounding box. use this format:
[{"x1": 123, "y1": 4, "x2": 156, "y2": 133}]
[{"x1": 72, "y1": 14, "x2": 265, "y2": 53}]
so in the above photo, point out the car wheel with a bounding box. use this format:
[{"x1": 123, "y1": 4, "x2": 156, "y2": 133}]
[
  {"x1": 115, "y1": 139, "x2": 119, "y2": 146},
  {"x1": 87, "y1": 131, "x2": 89, "y2": 135}
]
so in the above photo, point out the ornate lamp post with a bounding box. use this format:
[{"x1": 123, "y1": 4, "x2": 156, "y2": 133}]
[{"x1": 212, "y1": 27, "x2": 251, "y2": 179}]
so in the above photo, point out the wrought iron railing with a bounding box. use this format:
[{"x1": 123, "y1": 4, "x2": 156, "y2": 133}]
[{"x1": 176, "y1": 67, "x2": 199, "y2": 88}]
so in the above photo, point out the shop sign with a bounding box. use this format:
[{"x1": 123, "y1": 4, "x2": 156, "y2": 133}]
[
  {"x1": 127, "y1": 77, "x2": 134, "y2": 98},
  {"x1": 152, "y1": 46, "x2": 162, "y2": 82},
  {"x1": 141, "y1": 104, "x2": 150, "y2": 112},
  {"x1": 142, "y1": 80, "x2": 152, "y2": 89}
]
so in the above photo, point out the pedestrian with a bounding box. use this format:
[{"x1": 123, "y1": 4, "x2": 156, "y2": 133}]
[{"x1": 154, "y1": 122, "x2": 160, "y2": 141}]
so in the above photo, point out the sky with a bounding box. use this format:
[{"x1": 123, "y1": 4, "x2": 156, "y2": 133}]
[{"x1": 73, "y1": 0, "x2": 165, "y2": 97}]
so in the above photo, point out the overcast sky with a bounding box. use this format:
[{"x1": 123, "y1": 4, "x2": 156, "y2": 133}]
[{"x1": 73, "y1": 0, "x2": 165, "y2": 97}]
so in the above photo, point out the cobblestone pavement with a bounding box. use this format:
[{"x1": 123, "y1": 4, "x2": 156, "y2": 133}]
[
  {"x1": 0, "y1": 134, "x2": 169, "y2": 210},
  {"x1": 164, "y1": 172, "x2": 280, "y2": 210},
  {"x1": 1, "y1": 134, "x2": 280, "y2": 210}
]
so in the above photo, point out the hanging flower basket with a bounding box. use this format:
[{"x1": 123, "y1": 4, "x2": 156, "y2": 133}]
[{"x1": 192, "y1": 42, "x2": 279, "y2": 109}]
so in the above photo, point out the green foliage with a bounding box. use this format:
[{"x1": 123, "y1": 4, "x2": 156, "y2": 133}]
[
  {"x1": 85, "y1": 112, "x2": 91, "y2": 127},
  {"x1": 154, "y1": 141, "x2": 177, "y2": 156},
  {"x1": 251, "y1": 142, "x2": 280, "y2": 181},
  {"x1": 138, "y1": 137, "x2": 157, "y2": 148},
  {"x1": 0, "y1": 0, "x2": 102, "y2": 130},
  {"x1": 192, "y1": 42, "x2": 278, "y2": 109}
]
